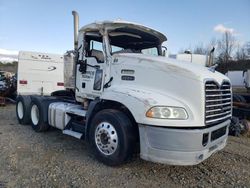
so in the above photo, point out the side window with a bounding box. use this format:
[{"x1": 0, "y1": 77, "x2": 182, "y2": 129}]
[
  {"x1": 142, "y1": 47, "x2": 158, "y2": 56},
  {"x1": 111, "y1": 45, "x2": 123, "y2": 54},
  {"x1": 93, "y1": 69, "x2": 103, "y2": 90},
  {"x1": 90, "y1": 40, "x2": 103, "y2": 52},
  {"x1": 89, "y1": 40, "x2": 105, "y2": 63}
]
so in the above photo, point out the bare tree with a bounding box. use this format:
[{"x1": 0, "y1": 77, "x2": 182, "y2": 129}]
[
  {"x1": 178, "y1": 48, "x2": 185, "y2": 54},
  {"x1": 193, "y1": 43, "x2": 208, "y2": 55},
  {"x1": 209, "y1": 38, "x2": 217, "y2": 48},
  {"x1": 235, "y1": 45, "x2": 247, "y2": 61},
  {"x1": 178, "y1": 45, "x2": 192, "y2": 54},
  {"x1": 217, "y1": 31, "x2": 236, "y2": 63},
  {"x1": 245, "y1": 42, "x2": 250, "y2": 59},
  {"x1": 182, "y1": 39, "x2": 217, "y2": 56}
]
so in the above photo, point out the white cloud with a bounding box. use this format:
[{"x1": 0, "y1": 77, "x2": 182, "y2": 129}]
[
  {"x1": 0, "y1": 48, "x2": 18, "y2": 63},
  {"x1": 0, "y1": 57, "x2": 18, "y2": 63},
  {"x1": 213, "y1": 24, "x2": 234, "y2": 34},
  {"x1": 0, "y1": 48, "x2": 18, "y2": 56}
]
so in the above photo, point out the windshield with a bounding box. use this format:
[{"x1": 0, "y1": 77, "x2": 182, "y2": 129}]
[
  {"x1": 108, "y1": 27, "x2": 163, "y2": 56},
  {"x1": 141, "y1": 47, "x2": 158, "y2": 56},
  {"x1": 111, "y1": 44, "x2": 159, "y2": 56},
  {"x1": 83, "y1": 28, "x2": 163, "y2": 56}
]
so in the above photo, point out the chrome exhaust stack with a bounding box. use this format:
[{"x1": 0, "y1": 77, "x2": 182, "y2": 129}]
[
  {"x1": 72, "y1": 11, "x2": 79, "y2": 51},
  {"x1": 63, "y1": 11, "x2": 79, "y2": 89}
]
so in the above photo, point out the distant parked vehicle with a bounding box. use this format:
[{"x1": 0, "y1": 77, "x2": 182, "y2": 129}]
[
  {"x1": 0, "y1": 71, "x2": 17, "y2": 99},
  {"x1": 243, "y1": 70, "x2": 250, "y2": 90}
]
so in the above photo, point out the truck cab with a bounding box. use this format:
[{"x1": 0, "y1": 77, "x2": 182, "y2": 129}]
[
  {"x1": 73, "y1": 20, "x2": 166, "y2": 101},
  {"x1": 16, "y1": 11, "x2": 232, "y2": 166}
]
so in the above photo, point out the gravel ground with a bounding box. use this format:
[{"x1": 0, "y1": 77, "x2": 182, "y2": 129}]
[{"x1": 0, "y1": 105, "x2": 250, "y2": 188}]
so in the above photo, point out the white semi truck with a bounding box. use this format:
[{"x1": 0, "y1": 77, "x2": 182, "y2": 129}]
[{"x1": 16, "y1": 11, "x2": 232, "y2": 166}]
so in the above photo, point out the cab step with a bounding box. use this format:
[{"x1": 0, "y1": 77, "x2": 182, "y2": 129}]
[
  {"x1": 66, "y1": 107, "x2": 87, "y2": 117},
  {"x1": 63, "y1": 129, "x2": 83, "y2": 139}
]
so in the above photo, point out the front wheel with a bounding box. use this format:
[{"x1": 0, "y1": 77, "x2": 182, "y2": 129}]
[{"x1": 89, "y1": 109, "x2": 136, "y2": 166}]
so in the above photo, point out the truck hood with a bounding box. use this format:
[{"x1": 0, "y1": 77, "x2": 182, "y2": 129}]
[
  {"x1": 113, "y1": 53, "x2": 228, "y2": 84},
  {"x1": 104, "y1": 53, "x2": 233, "y2": 127},
  {"x1": 107, "y1": 53, "x2": 231, "y2": 126}
]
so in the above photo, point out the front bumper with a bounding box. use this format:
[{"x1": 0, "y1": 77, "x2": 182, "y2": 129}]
[{"x1": 139, "y1": 120, "x2": 230, "y2": 165}]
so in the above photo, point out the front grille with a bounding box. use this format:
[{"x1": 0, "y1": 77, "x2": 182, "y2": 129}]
[{"x1": 205, "y1": 81, "x2": 232, "y2": 126}]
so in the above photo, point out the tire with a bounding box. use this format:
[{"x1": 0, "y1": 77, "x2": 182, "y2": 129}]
[
  {"x1": 239, "y1": 119, "x2": 250, "y2": 135},
  {"x1": 16, "y1": 95, "x2": 31, "y2": 125},
  {"x1": 89, "y1": 109, "x2": 136, "y2": 166},
  {"x1": 30, "y1": 97, "x2": 49, "y2": 132},
  {"x1": 229, "y1": 116, "x2": 241, "y2": 136},
  {"x1": 233, "y1": 94, "x2": 246, "y2": 103}
]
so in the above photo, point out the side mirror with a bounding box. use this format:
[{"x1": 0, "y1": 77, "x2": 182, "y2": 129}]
[
  {"x1": 162, "y1": 46, "x2": 167, "y2": 56},
  {"x1": 78, "y1": 60, "x2": 87, "y2": 73}
]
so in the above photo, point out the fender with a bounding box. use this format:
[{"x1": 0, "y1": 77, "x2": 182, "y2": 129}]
[
  {"x1": 85, "y1": 98, "x2": 100, "y2": 141},
  {"x1": 100, "y1": 85, "x2": 191, "y2": 126}
]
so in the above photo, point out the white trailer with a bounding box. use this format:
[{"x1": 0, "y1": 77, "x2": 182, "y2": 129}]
[
  {"x1": 225, "y1": 71, "x2": 245, "y2": 88},
  {"x1": 15, "y1": 11, "x2": 232, "y2": 166},
  {"x1": 224, "y1": 70, "x2": 250, "y2": 90},
  {"x1": 17, "y1": 51, "x2": 64, "y2": 96}
]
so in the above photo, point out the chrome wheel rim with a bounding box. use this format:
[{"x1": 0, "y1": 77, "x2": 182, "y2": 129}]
[
  {"x1": 31, "y1": 104, "x2": 39, "y2": 125},
  {"x1": 95, "y1": 122, "x2": 118, "y2": 155},
  {"x1": 17, "y1": 101, "x2": 24, "y2": 119}
]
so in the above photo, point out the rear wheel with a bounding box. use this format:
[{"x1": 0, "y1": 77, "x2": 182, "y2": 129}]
[
  {"x1": 30, "y1": 98, "x2": 49, "y2": 132},
  {"x1": 16, "y1": 95, "x2": 31, "y2": 125},
  {"x1": 31, "y1": 104, "x2": 39, "y2": 126},
  {"x1": 89, "y1": 109, "x2": 136, "y2": 166},
  {"x1": 17, "y1": 101, "x2": 24, "y2": 119}
]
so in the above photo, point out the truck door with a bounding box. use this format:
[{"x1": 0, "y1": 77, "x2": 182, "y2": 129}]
[{"x1": 76, "y1": 37, "x2": 105, "y2": 100}]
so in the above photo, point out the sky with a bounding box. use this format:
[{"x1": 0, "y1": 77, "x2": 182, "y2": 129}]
[{"x1": 0, "y1": 0, "x2": 250, "y2": 60}]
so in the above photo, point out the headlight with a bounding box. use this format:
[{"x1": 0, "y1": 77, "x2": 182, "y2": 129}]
[{"x1": 146, "y1": 106, "x2": 188, "y2": 119}]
